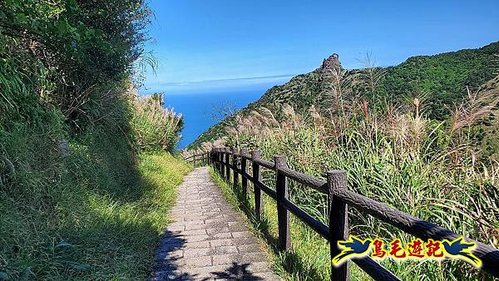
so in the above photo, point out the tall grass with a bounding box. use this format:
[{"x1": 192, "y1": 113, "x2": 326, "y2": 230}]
[
  {"x1": 0, "y1": 1, "x2": 193, "y2": 279},
  {"x1": 201, "y1": 78, "x2": 499, "y2": 280},
  {"x1": 0, "y1": 151, "x2": 191, "y2": 280},
  {"x1": 130, "y1": 92, "x2": 184, "y2": 152}
]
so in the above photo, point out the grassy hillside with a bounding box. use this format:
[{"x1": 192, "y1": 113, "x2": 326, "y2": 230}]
[
  {"x1": 191, "y1": 42, "x2": 499, "y2": 148},
  {"x1": 0, "y1": 152, "x2": 191, "y2": 280},
  {"x1": 0, "y1": 1, "x2": 189, "y2": 280},
  {"x1": 193, "y1": 43, "x2": 499, "y2": 280}
]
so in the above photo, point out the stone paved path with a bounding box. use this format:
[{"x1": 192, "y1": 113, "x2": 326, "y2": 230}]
[{"x1": 150, "y1": 167, "x2": 281, "y2": 281}]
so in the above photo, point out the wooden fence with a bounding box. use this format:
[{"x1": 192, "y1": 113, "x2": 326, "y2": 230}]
[
  {"x1": 185, "y1": 147, "x2": 499, "y2": 281},
  {"x1": 183, "y1": 153, "x2": 210, "y2": 167}
]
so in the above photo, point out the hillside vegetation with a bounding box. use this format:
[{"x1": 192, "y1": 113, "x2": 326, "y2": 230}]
[
  {"x1": 0, "y1": 1, "x2": 188, "y2": 280},
  {"x1": 192, "y1": 42, "x2": 499, "y2": 147},
  {"x1": 193, "y1": 44, "x2": 499, "y2": 280}
]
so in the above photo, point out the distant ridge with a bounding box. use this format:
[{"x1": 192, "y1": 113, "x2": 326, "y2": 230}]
[{"x1": 190, "y1": 41, "x2": 499, "y2": 148}]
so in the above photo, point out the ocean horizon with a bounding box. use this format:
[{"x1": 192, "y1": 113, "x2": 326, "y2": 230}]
[{"x1": 161, "y1": 89, "x2": 264, "y2": 149}]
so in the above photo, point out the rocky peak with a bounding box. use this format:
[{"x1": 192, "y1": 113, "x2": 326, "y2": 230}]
[
  {"x1": 318, "y1": 53, "x2": 341, "y2": 86},
  {"x1": 321, "y1": 53, "x2": 340, "y2": 71}
]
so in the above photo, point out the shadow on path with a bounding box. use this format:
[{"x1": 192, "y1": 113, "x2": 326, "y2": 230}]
[
  {"x1": 150, "y1": 230, "x2": 194, "y2": 281},
  {"x1": 204, "y1": 262, "x2": 264, "y2": 281},
  {"x1": 150, "y1": 168, "x2": 281, "y2": 280}
]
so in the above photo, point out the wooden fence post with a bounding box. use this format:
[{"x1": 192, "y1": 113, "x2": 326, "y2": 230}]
[
  {"x1": 221, "y1": 149, "x2": 225, "y2": 177},
  {"x1": 233, "y1": 148, "x2": 239, "y2": 188},
  {"x1": 214, "y1": 150, "x2": 218, "y2": 172},
  {"x1": 252, "y1": 150, "x2": 263, "y2": 219},
  {"x1": 275, "y1": 155, "x2": 290, "y2": 251},
  {"x1": 221, "y1": 149, "x2": 224, "y2": 175},
  {"x1": 225, "y1": 148, "x2": 231, "y2": 181},
  {"x1": 240, "y1": 149, "x2": 248, "y2": 198},
  {"x1": 220, "y1": 150, "x2": 225, "y2": 178},
  {"x1": 213, "y1": 150, "x2": 218, "y2": 171},
  {"x1": 219, "y1": 150, "x2": 224, "y2": 174},
  {"x1": 327, "y1": 170, "x2": 349, "y2": 281}
]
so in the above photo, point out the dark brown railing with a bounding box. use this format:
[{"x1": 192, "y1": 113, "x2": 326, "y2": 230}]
[
  {"x1": 185, "y1": 148, "x2": 499, "y2": 281},
  {"x1": 183, "y1": 153, "x2": 210, "y2": 167}
]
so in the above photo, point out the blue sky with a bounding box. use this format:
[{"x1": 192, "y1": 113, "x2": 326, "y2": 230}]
[{"x1": 142, "y1": 0, "x2": 499, "y2": 94}]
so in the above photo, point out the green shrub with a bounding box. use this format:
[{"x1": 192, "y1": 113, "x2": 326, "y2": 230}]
[
  {"x1": 205, "y1": 94, "x2": 499, "y2": 280},
  {"x1": 0, "y1": 0, "x2": 188, "y2": 280},
  {"x1": 130, "y1": 93, "x2": 184, "y2": 152},
  {"x1": 0, "y1": 147, "x2": 191, "y2": 280}
]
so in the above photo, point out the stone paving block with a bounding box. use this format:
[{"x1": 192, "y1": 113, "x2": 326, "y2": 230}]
[
  {"x1": 233, "y1": 237, "x2": 260, "y2": 245},
  {"x1": 203, "y1": 211, "x2": 221, "y2": 216},
  {"x1": 184, "y1": 241, "x2": 210, "y2": 249},
  {"x1": 183, "y1": 216, "x2": 208, "y2": 222},
  {"x1": 211, "y1": 245, "x2": 239, "y2": 255},
  {"x1": 241, "y1": 252, "x2": 268, "y2": 263},
  {"x1": 227, "y1": 224, "x2": 249, "y2": 232},
  {"x1": 211, "y1": 232, "x2": 233, "y2": 239},
  {"x1": 149, "y1": 167, "x2": 281, "y2": 281},
  {"x1": 210, "y1": 238, "x2": 237, "y2": 247},
  {"x1": 231, "y1": 231, "x2": 253, "y2": 238},
  {"x1": 206, "y1": 227, "x2": 230, "y2": 235},
  {"x1": 185, "y1": 234, "x2": 210, "y2": 243},
  {"x1": 167, "y1": 225, "x2": 185, "y2": 232},
  {"x1": 178, "y1": 256, "x2": 212, "y2": 268},
  {"x1": 244, "y1": 272, "x2": 282, "y2": 281},
  {"x1": 181, "y1": 229, "x2": 207, "y2": 236},
  {"x1": 211, "y1": 254, "x2": 241, "y2": 266},
  {"x1": 237, "y1": 244, "x2": 263, "y2": 253},
  {"x1": 185, "y1": 223, "x2": 210, "y2": 231},
  {"x1": 245, "y1": 261, "x2": 272, "y2": 273},
  {"x1": 187, "y1": 265, "x2": 230, "y2": 275},
  {"x1": 182, "y1": 247, "x2": 211, "y2": 258}
]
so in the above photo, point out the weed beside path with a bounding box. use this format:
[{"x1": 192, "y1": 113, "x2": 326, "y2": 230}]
[{"x1": 0, "y1": 152, "x2": 191, "y2": 280}]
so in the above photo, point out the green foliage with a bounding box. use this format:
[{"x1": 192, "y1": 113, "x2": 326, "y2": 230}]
[
  {"x1": 209, "y1": 167, "x2": 369, "y2": 281},
  {"x1": 0, "y1": 0, "x2": 151, "y2": 128},
  {"x1": 204, "y1": 86, "x2": 498, "y2": 279},
  {"x1": 191, "y1": 42, "x2": 499, "y2": 148},
  {"x1": 130, "y1": 93, "x2": 184, "y2": 152},
  {"x1": 376, "y1": 43, "x2": 499, "y2": 119},
  {"x1": 191, "y1": 42, "x2": 499, "y2": 280},
  {"x1": 0, "y1": 0, "x2": 188, "y2": 279},
  {"x1": 0, "y1": 148, "x2": 191, "y2": 280}
]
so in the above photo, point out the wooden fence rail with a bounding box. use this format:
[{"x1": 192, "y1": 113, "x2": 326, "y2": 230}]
[
  {"x1": 184, "y1": 153, "x2": 210, "y2": 167},
  {"x1": 184, "y1": 148, "x2": 499, "y2": 281}
]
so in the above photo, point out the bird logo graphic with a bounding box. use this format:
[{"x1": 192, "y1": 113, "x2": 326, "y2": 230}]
[
  {"x1": 332, "y1": 235, "x2": 372, "y2": 266},
  {"x1": 442, "y1": 237, "x2": 482, "y2": 268},
  {"x1": 331, "y1": 235, "x2": 483, "y2": 269}
]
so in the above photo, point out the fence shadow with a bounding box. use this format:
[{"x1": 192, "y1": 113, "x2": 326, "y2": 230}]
[
  {"x1": 225, "y1": 173, "x2": 325, "y2": 281},
  {"x1": 149, "y1": 230, "x2": 195, "y2": 281},
  {"x1": 203, "y1": 262, "x2": 264, "y2": 281},
  {"x1": 192, "y1": 150, "x2": 499, "y2": 280}
]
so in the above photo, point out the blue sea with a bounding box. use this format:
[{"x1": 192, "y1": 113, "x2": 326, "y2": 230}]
[{"x1": 163, "y1": 90, "x2": 264, "y2": 149}]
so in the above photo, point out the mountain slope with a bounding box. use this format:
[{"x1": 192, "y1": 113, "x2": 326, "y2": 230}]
[{"x1": 190, "y1": 41, "x2": 499, "y2": 148}]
